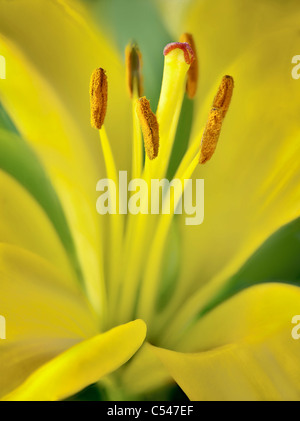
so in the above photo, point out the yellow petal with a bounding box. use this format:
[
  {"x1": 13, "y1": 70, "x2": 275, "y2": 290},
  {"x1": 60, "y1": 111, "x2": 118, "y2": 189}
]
[
  {"x1": 152, "y1": 284, "x2": 300, "y2": 400},
  {"x1": 0, "y1": 243, "x2": 97, "y2": 341},
  {"x1": 120, "y1": 343, "x2": 172, "y2": 396},
  {"x1": 3, "y1": 320, "x2": 147, "y2": 401},
  {"x1": 184, "y1": 0, "x2": 300, "y2": 97},
  {"x1": 0, "y1": 170, "x2": 73, "y2": 279},
  {"x1": 0, "y1": 242, "x2": 99, "y2": 398},
  {"x1": 0, "y1": 337, "x2": 80, "y2": 398}
]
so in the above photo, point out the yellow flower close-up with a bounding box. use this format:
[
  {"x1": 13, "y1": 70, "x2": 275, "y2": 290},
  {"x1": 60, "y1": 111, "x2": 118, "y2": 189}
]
[{"x1": 0, "y1": 0, "x2": 300, "y2": 401}]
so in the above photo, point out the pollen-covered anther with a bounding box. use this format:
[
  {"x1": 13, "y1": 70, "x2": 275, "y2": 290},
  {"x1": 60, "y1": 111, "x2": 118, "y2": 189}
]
[
  {"x1": 90, "y1": 68, "x2": 108, "y2": 129},
  {"x1": 179, "y1": 33, "x2": 198, "y2": 98},
  {"x1": 199, "y1": 75, "x2": 234, "y2": 164},
  {"x1": 199, "y1": 107, "x2": 223, "y2": 164},
  {"x1": 125, "y1": 43, "x2": 143, "y2": 98},
  {"x1": 136, "y1": 97, "x2": 159, "y2": 160},
  {"x1": 213, "y1": 75, "x2": 234, "y2": 118},
  {"x1": 163, "y1": 42, "x2": 194, "y2": 65}
]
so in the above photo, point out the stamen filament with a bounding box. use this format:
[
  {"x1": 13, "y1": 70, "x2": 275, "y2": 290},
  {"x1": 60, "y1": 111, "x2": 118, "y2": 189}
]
[
  {"x1": 131, "y1": 85, "x2": 143, "y2": 179},
  {"x1": 148, "y1": 77, "x2": 234, "y2": 338},
  {"x1": 115, "y1": 152, "x2": 158, "y2": 325},
  {"x1": 98, "y1": 127, "x2": 124, "y2": 319},
  {"x1": 137, "y1": 133, "x2": 204, "y2": 334},
  {"x1": 116, "y1": 212, "x2": 154, "y2": 325},
  {"x1": 137, "y1": 152, "x2": 199, "y2": 324},
  {"x1": 116, "y1": 45, "x2": 197, "y2": 325}
]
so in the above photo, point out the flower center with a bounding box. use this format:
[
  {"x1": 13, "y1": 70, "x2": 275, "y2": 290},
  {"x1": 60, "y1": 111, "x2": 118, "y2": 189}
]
[{"x1": 88, "y1": 35, "x2": 234, "y2": 333}]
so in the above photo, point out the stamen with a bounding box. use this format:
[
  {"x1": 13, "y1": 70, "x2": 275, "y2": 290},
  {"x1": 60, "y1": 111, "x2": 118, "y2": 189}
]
[
  {"x1": 212, "y1": 75, "x2": 234, "y2": 118},
  {"x1": 125, "y1": 42, "x2": 143, "y2": 98},
  {"x1": 136, "y1": 97, "x2": 159, "y2": 160},
  {"x1": 179, "y1": 33, "x2": 198, "y2": 98},
  {"x1": 199, "y1": 108, "x2": 223, "y2": 164},
  {"x1": 163, "y1": 42, "x2": 194, "y2": 65},
  {"x1": 199, "y1": 75, "x2": 234, "y2": 164},
  {"x1": 90, "y1": 68, "x2": 108, "y2": 129}
]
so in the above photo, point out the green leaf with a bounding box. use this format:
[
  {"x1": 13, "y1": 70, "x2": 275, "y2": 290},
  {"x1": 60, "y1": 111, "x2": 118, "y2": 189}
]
[{"x1": 0, "y1": 101, "x2": 18, "y2": 134}]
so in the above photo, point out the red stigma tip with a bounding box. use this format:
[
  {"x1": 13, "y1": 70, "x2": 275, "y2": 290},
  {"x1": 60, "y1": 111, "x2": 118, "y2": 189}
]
[{"x1": 163, "y1": 42, "x2": 194, "y2": 65}]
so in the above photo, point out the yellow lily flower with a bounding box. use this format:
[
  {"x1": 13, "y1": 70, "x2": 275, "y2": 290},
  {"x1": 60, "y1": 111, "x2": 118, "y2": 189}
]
[{"x1": 0, "y1": 0, "x2": 300, "y2": 401}]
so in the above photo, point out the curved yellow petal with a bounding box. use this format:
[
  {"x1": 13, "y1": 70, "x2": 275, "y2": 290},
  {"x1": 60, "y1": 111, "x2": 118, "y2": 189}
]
[
  {"x1": 3, "y1": 320, "x2": 147, "y2": 401},
  {"x1": 184, "y1": 0, "x2": 300, "y2": 99},
  {"x1": 152, "y1": 284, "x2": 300, "y2": 400},
  {"x1": 0, "y1": 243, "x2": 97, "y2": 341},
  {"x1": 120, "y1": 343, "x2": 172, "y2": 396},
  {"x1": 0, "y1": 170, "x2": 74, "y2": 279},
  {"x1": 0, "y1": 337, "x2": 80, "y2": 399}
]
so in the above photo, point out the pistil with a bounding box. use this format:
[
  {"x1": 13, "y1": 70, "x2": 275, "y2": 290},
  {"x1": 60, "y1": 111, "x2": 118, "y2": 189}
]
[{"x1": 152, "y1": 42, "x2": 195, "y2": 178}]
